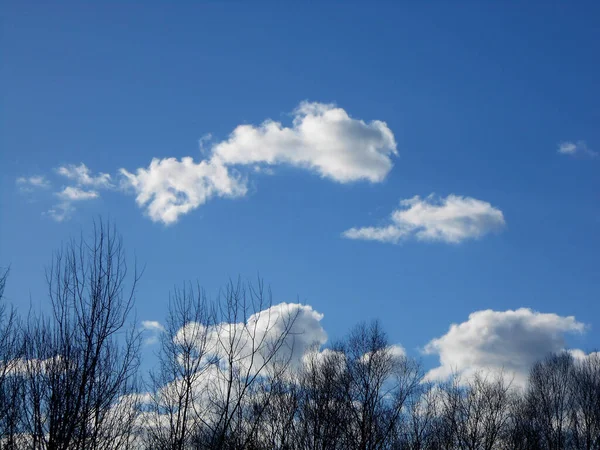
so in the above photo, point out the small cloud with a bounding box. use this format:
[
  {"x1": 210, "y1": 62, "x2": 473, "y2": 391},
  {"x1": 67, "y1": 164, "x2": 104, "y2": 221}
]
[
  {"x1": 56, "y1": 163, "x2": 113, "y2": 188},
  {"x1": 198, "y1": 133, "x2": 213, "y2": 155},
  {"x1": 558, "y1": 140, "x2": 598, "y2": 158},
  {"x1": 16, "y1": 175, "x2": 51, "y2": 192},
  {"x1": 56, "y1": 186, "x2": 99, "y2": 201},
  {"x1": 47, "y1": 187, "x2": 99, "y2": 222},
  {"x1": 141, "y1": 320, "x2": 165, "y2": 345},
  {"x1": 141, "y1": 320, "x2": 165, "y2": 333},
  {"x1": 44, "y1": 164, "x2": 112, "y2": 221},
  {"x1": 253, "y1": 165, "x2": 275, "y2": 175},
  {"x1": 343, "y1": 194, "x2": 505, "y2": 244},
  {"x1": 46, "y1": 203, "x2": 74, "y2": 222}
]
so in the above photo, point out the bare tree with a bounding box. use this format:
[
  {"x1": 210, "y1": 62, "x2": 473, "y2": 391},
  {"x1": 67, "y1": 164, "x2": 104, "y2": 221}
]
[
  {"x1": 402, "y1": 381, "x2": 442, "y2": 450},
  {"x1": 342, "y1": 321, "x2": 422, "y2": 450},
  {"x1": 142, "y1": 279, "x2": 300, "y2": 450},
  {"x1": 292, "y1": 345, "x2": 350, "y2": 450},
  {"x1": 144, "y1": 283, "x2": 214, "y2": 450},
  {"x1": 21, "y1": 221, "x2": 142, "y2": 450},
  {"x1": 198, "y1": 280, "x2": 300, "y2": 450},
  {"x1": 527, "y1": 353, "x2": 576, "y2": 450},
  {"x1": 0, "y1": 268, "x2": 25, "y2": 449},
  {"x1": 569, "y1": 352, "x2": 600, "y2": 450}
]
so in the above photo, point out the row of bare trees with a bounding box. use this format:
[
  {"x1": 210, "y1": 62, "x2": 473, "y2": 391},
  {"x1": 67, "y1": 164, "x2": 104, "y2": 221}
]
[{"x1": 0, "y1": 221, "x2": 598, "y2": 449}]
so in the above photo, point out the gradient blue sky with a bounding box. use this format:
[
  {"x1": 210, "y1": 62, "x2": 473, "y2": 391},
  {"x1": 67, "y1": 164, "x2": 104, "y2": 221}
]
[{"x1": 1, "y1": 2, "x2": 599, "y2": 377}]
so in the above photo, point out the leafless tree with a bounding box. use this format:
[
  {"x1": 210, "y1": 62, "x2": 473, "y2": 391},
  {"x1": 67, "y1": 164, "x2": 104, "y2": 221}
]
[
  {"x1": 20, "y1": 221, "x2": 142, "y2": 450},
  {"x1": 4, "y1": 224, "x2": 600, "y2": 450},
  {"x1": 342, "y1": 321, "x2": 422, "y2": 450},
  {"x1": 401, "y1": 381, "x2": 442, "y2": 450},
  {"x1": 143, "y1": 283, "x2": 214, "y2": 450},
  {"x1": 526, "y1": 353, "x2": 576, "y2": 450},
  {"x1": 569, "y1": 352, "x2": 600, "y2": 450},
  {"x1": 197, "y1": 280, "x2": 300, "y2": 450},
  {"x1": 0, "y1": 268, "x2": 26, "y2": 449},
  {"x1": 142, "y1": 279, "x2": 300, "y2": 450},
  {"x1": 291, "y1": 344, "x2": 350, "y2": 450}
]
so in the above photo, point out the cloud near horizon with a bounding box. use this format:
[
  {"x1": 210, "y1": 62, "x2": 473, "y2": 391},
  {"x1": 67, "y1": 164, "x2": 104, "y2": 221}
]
[
  {"x1": 173, "y1": 302, "x2": 328, "y2": 373},
  {"x1": 343, "y1": 194, "x2": 506, "y2": 244},
  {"x1": 423, "y1": 308, "x2": 587, "y2": 386},
  {"x1": 140, "y1": 302, "x2": 593, "y2": 391}
]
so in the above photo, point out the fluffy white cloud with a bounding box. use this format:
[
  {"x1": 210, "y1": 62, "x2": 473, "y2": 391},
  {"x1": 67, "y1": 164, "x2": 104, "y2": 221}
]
[
  {"x1": 568, "y1": 349, "x2": 600, "y2": 362},
  {"x1": 423, "y1": 308, "x2": 586, "y2": 385},
  {"x1": 16, "y1": 175, "x2": 51, "y2": 191},
  {"x1": 174, "y1": 302, "x2": 327, "y2": 373},
  {"x1": 212, "y1": 101, "x2": 397, "y2": 183},
  {"x1": 120, "y1": 157, "x2": 247, "y2": 225},
  {"x1": 119, "y1": 102, "x2": 397, "y2": 224},
  {"x1": 558, "y1": 140, "x2": 598, "y2": 158},
  {"x1": 57, "y1": 163, "x2": 113, "y2": 187},
  {"x1": 136, "y1": 302, "x2": 328, "y2": 432},
  {"x1": 343, "y1": 194, "x2": 505, "y2": 244},
  {"x1": 22, "y1": 102, "x2": 397, "y2": 224}
]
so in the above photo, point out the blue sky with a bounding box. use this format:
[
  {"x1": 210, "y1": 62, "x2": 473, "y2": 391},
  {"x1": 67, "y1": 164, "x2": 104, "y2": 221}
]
[{"x1": 1, "y1": 2, "x2": 599, "y2": 379}]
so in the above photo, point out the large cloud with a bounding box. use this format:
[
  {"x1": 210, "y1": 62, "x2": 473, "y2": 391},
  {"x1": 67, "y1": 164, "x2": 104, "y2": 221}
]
[
  {"x1": 212, "y1": 101, "x2": 397, "y2": 183},
  {"x1": 423, "y1": 308, "x2": 586, "y2": 385},
  {"x1": 19, "y1": 102, "x2": 397, "y2": 224},
  {"x1": 343, "y1": 194, "x2": 505, "y2": 244},
  {"x1": 119, "y1": 102, "x2": 397, "y2": 224},
  {"x1": 173, "y1": 302, "x2": 327, "y2": 374}
]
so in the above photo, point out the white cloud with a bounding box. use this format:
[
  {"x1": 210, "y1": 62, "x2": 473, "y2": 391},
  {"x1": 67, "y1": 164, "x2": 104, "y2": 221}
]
[
  {"x1": 56, "y1": 186, "x2": 99, "y2": 201},
  {"x1": 37, "y1": 163, "x2": 112, "y2": 222},
  {"x1": 119, "y1": 102, "x2": 397, "y2": 224},
  {"x1": 120, "y1": 157, "x2": 247, "y2": 225},
  {"x1": 141, "y1": 320, "x2": 165, "y2": 332},
  {"x1": 141, "y1": 320, "x2": 165, "y2": 345},
  {"x1": 423, "y1": 308, "x2": 586, "y2": 386},
  {"x1": 46, "y1": 187, "x2": 100, "y2": 222},
  {"x1": 174, "y1": 302, "x2": 327, "y2": 373},
  {"x1": 211, "y1": 101, "x2": 397, "y2": 183},
  {"x1": 343, "y1": 194, "x2": 506, "y2": 244},
  {"x1": 46, "y1": 203, "x2": 74, "y2": 222},
  {"x1": 16, "y1": 175, "x2": 51, "y2": 191},
  {"x1": 558, "y1": 140, "x2": 598, "y2": 158},
  {"x1": 57, "y1": 163, "x2": 113, "y2": 187},
  {"x1": 137, "y1": 302, "x2": 328, "y2": 434},
  {"x1": 24, "y1": 102, "x2": 396, "y2": 224},
  {"x1": 568, "y1": 349, "x2": 600, "y2": 362}
]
